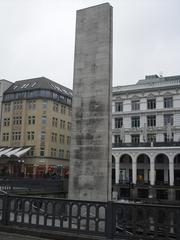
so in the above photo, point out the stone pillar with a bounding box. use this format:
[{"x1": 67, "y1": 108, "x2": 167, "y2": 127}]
[
  {"x1": 115, "y1": 156, "x2": 119, "y2": 184},
  {"x1": 132, "y1": 157, "x2": 137, "y2": 184},
  {"x1": 68, "y1": 3, "x2": 113, "y2": 202},
  {"x1": 169, "y1": 157, "x2": 174, "y2": 186},
  {"x1": 150, "y1": 158, "x2": 155, "y2": 185}
]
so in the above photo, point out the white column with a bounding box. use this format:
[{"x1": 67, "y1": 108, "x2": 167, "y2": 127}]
[
  {"x1": 150, "y1": 158, "x2": 155, "y2": 185},
  {"x1": 132, "y1": 157, "x2": 137, "y2": 184},
  {"x1": 115, "y1": 156, "x2": 120, "y2": 184},
  {"x1": 169, "y1": 157, "x2": 174, "y2": 186}
]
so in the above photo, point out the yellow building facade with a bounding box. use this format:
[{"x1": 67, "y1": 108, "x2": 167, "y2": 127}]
[{"x1": 0, "y1": 77, "x2": 72, "y2": 177}]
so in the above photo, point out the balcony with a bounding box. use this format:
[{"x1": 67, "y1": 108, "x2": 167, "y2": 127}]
[{"x1": 112, "y1": 141, "x2": 180, "y2": 148}]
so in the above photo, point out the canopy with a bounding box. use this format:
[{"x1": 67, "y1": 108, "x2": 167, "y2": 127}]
[
  {"x1": 0, "y1": 147, "x2": 31, "y2": 158},
  {"x1": 14, "y1": 147, "x2": 31, "y2": 157}
]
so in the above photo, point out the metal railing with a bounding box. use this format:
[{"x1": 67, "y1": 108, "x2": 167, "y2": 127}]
[
  {"x1": 112, "y1": 141, "x2": 180, "y2": 148},
  {"x1": 0, "y1": 193, "x2": 180, "y2": 239}
]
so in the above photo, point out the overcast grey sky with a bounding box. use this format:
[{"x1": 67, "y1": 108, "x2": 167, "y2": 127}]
[{"x1": 0, "y1": 0, "x2": 180, "y2": 89}]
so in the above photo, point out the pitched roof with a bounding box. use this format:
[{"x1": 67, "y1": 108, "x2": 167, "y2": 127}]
[{"x1": 5, "y1": 77, "x2": 72, "y2": 98}]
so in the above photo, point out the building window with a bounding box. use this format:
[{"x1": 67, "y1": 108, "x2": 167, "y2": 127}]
[
  {"x1": 40, "y1": 131, "x2": 46, "y2": 145},
  {"x1": 13, "y1": 101, "x2": 22, "y2": 110},
  {"x1": 28, "y1": 100, "x2": 36, "y2": 110},
  {"x1": 147, "y1": 115, "x2": 156, "y2": 127},
  {"x1": 4, "y1": 103, "x2": 11, "y2": 112},
  {"x1": 114, "y1": 135, "x2": 121, "y2": 144},
  {"x1": 13, "y1": 116, "x2": 22, "y2": 125},
  {"x1": 147, "y1": 133, "x2": 156, "y2": 142},
  {"x1": 147, "y1": 99, "x2": 156, "y2": 109},
  {"x1": 61, "y1": 105, "x2": 66, "y2": 114},
  {"x1": 67, "y1": 122, "x2": 71, "y2": 130},
  {"x1": 40, "y1": 147, "x2": 45, "y2": 156},
  {"x1": 28, "y1": 116, "x2": 35, "y2": 124},
  {"x1": 12, "y1": 132, "x2": 21, "y2": 141},
  {"x1": 164, "y1": 133, "x2": 174, "y2": 142},
  {"x1": 41, "y1": 116, "x2": 47, "y2": 124},
  {"x1": 59, "y1": 149, "x2": 64, "y2": 158},
  {"x1": 115, "y1": 118, "x2": 123, "y2": 128},
  {"x1": 60, "y1": 120, "x2": 65, "y2": 129},
  {"x1": 66, "y1": 151, "x2": 70, "y2": 159},
  {"x1": 26, "y1": 148, "x2": 34, "y2": 157},
  {"x1": 42, "y1": 99, "x2": 48, "y2": 109},
  {"x1": 53, "y1": 102, "x2": 58, "y2": 112},
  {"x1": 51, "y1": 148, "x2": 57, "y2": 157},
  {"x1": 115, "y1": 102, "x2": 123, "y2": 112},
  {"x1": 67, "y1": 136, "x2": 71, "y2": 145},
  {"x1": 52, "y1": 117, "x2": 58, "y2": 127},
  {"x1": 164, "y1": 114, "x2": 173, "y2": 126},
  {"x1": 59, "y1": 135, "x2": 65, "y2": 144},
  {"x1": 164, "y1": 97, "x2": 173, "y2": 108},
  {"x1": 2, "y1": 133, "x2": 9, "y2": 141},
  {"x1": 51, "y1": 132, "x2": 57, "y2": 142},
  {"x1": 131, "y1": 134, "x2": 140, "y2": 143},
  {"x1": 131, "y1": 116, "x2": 140, "y2": 128},
  {"x1": 131, "y1": 100, "x2": 140, "y2": 111},
  {"x1": 3, "y1": 118, "x2": 10, "y2": 126},
  {"x1": 27, "y1": 131, "x2": 35, "y2": 141}
]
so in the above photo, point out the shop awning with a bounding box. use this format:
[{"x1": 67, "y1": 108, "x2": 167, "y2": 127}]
[
  {"x1": 14, "y1": 147, "x2": 31, "y2": 157},
  {"x1": 0, "y1": 148, "x2": 13, "y2": 157},
  {"x1": 0, "y1": 148, "x2": 5, "y2": 152},
  {"x1": 6, "y1": 148, "x2": 22, "y2": 157},
  {"x1": 0, "y1": 147, "x2": 32, "y2": 158}
]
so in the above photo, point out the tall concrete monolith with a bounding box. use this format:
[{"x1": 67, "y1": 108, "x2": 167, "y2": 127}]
[{"x1": 68, "y1": 3, "x2": 112, "y2": 202}]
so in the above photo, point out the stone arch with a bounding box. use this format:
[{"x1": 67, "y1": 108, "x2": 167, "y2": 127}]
[
  {"x1": 155, "y1": 153, "x2": 169, "y2": 185},
  {"x1": 137, "y1": 154, "x2": 150, "y2": 183},
  {"x1": 119, "y1": 154, "x2": 132, "y2": 183},
  {"x1": 174, "y1": 154, "x2": 180, "y2": 186}
]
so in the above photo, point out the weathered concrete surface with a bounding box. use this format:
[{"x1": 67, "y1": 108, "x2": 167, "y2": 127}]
[{"x1": 69, "y1": 3, "x2": 113, "y2": 202}]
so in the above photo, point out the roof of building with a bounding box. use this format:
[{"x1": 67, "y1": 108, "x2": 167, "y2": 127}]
[
  {"x1": 113, "y1": 74, "x2": 180, "y2": 94},
  {"x1": 5, "y1": 77, "x2": 72, "y2": 98},
  {"x1": 0, "y1": 79, "x2": 13, "y2": 84},
  {"x1": 137, "y1": 74, "x2": 180, "y2": 85}
]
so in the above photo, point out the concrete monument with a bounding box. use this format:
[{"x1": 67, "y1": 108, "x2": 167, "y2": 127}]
[{"x1": 68, "y1": 3, "x2": 113, "y2": 202}]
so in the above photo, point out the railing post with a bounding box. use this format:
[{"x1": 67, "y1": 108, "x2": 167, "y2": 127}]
[
  {"x1": 2, "y1": 193, "x2": 9, "y2": 225},
  {"x1": 106, "y1": 201, "x2": 113, "y2": 239}
]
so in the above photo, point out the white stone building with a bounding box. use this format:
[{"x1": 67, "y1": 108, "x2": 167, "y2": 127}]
[{"x1": 112, "y1": 74, "x2": 180, "y2": 202}]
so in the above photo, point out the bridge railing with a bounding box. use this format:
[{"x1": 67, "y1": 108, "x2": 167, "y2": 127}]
[{"x1": 0, "y1": 193, "x2": 180, "y2": 239}]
